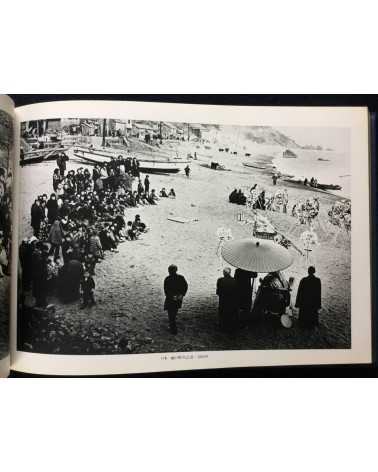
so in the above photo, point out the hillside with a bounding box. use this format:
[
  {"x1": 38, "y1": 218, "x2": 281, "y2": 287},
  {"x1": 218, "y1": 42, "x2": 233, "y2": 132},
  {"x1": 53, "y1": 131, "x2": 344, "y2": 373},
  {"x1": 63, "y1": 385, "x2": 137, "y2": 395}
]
[
  {"x1": 159, "y1": 121, "x2": 301, "y2": 148},
  {"x1": 242, "y1": 126, "x2": 300, "y2": 148}
]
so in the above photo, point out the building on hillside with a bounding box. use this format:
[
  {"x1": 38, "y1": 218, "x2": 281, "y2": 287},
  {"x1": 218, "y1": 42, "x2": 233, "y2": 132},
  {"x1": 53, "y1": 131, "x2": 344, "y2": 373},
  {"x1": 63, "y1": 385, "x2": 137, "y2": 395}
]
[
  {"x1": 189, "y1": 123, "x2": 208, "y2": 140},
  {"x1": 108, "y1": 119, "x2": 132, "y2": 137},
  {"x1": 132, "y1": 122, "x2": 156, "y2": 143},
  {"x1": 62, "y1": 118, "x2": 81, "y2": 135},
  {"x1": 80, "y1": 119, "x2": 101, "y2": 137},
  {"x1": 160, "y1": 122, "x2": 178, "y2": 139},
  {"x1": 21, "y1": 119, "x2": 62, "y2": 138}
]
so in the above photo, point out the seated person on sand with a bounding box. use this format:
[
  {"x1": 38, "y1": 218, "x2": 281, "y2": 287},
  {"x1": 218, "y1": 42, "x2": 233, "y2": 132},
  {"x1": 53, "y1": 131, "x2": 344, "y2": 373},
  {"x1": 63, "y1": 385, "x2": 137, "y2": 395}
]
[
  {"x1": 133, "y1": 214, "x2": 148, "y2": 233},
  {"x1": 236, "y1": 189, "x2": 246, "y2": 205},
  {"x1": 252, "y1": 271, "x2": 290, "y2": 316},
  {"x1": 113, "y1": 214, "x2": 126, "y2": 241},
  {"x1": 147, "y1": 189, "x2": 159, "y2": 205},
  {"x1": 130, "y1": 191, "x2": 139, "y2": 207},
  {"x1": 99, "y1": 226, "x2": 119, "y2": 252},
  {"x1": 254, "y1": 191, "x2": 266, "y2": 210},
  {"x1": 168, "y1": 188, "x2": 176, "y2": 198},
  {"x1": 160, "y1": 187, "x2": 168, "y2": 198},
  {"x1": 139, "y1": 193, "x2": 149, "y2": 206},
  {"x1": 127, "y1": 221, "x2": 139, "y2": 240},
  {"x1": 229, "y1": 188, "x2": 238, "y2": 203}
]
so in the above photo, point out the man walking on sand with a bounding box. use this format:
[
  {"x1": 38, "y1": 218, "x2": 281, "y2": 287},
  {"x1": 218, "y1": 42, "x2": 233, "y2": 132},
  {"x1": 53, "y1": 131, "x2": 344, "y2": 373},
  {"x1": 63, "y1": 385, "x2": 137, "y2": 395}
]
[
  {"x1": 295, "y1": 266, "x2": 321, "y2": 328},
  {"x1": 164, "y1": 265, "x2": 188, "y2": 334},
  {"x1": 185, "y1": 165, "x2": 191, "y2": 178}
]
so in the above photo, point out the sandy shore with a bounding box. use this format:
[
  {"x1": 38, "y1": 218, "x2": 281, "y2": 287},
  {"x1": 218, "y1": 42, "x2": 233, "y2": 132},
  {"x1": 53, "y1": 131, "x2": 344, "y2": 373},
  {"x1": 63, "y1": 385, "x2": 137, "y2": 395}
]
[{"x1": 18, "y1": 140, "x2": 351, "y2": 354}]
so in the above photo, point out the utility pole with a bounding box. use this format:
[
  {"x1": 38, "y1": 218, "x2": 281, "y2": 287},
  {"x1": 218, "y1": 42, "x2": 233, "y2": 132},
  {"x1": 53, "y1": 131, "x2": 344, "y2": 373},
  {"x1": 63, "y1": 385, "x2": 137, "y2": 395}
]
[
  {"x1": 187, "y1": 123, "x2": 190, "y2": 142},
  {"x1": 102, "y1": 119, "x2": 107, "y2": 147}
]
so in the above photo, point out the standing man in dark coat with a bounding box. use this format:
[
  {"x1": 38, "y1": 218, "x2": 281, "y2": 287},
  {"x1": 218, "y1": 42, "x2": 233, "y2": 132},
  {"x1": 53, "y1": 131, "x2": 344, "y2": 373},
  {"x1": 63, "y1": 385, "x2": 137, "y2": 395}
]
[
  {"x1": 32, "y1": 243, "x2": 49, "y2": 308},
  {"x1": 295, "y1": 266, "x2": 321, "y2": 328},
  {"x1": 216, "y1": 267, "x2": 239, "y2": 332},
  {"x1": 144, "y1": 175, "x2": 150, "y2": 195},
  {"x1": 57, "y1": 152, "x2": 68, "y2": 177},
  {"x1": 234, "y1": 268, "x2": 257, "y2": 313},
  {"x1": 164, "y1": 264, "x2": 188, "y2": 334},
  {"x1": 31, "y1": 199, "x2": 45, "y2": 237}
]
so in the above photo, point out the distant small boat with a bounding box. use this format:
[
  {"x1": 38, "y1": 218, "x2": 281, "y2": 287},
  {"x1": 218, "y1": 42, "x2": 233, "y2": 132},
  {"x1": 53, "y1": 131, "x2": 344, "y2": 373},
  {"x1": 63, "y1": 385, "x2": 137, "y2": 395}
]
[
  {"x1": 283, "y1": 178, "x2": 341, "y2": 191},
  {"x1": 318, "y1": 158, "x2": 330, "y2": 161},
  {"x1": 283, "y1": 149, "x2": 297, "y2": 158},
  {"x1": 73, "y1": 146, "x2": 189, "y2": 174},
  {"x1": 316, "y1": 183, "x2": 342, "y2": 191},
  {"x1": 243, "y1": 162, "x2": 267, "y2": 170}
]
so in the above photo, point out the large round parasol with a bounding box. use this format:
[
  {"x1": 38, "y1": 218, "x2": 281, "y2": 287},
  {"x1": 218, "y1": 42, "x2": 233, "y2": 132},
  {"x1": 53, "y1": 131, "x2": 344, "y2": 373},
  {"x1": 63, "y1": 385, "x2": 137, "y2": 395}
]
[{"x1": 221, "y1": 238, "x2": 293, "y2": 273}]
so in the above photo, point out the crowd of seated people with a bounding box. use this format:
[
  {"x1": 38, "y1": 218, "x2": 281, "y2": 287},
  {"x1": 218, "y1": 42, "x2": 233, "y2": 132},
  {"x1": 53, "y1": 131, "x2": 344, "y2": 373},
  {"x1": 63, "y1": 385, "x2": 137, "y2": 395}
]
[
  {"x1": 159, "y1": 187, "x2": 176, "y2": 198},
  {"x1": 20, "y1": 160, "x2": 176, "y2": 309},
  {"x1": 229, "y1": 188, "x2": 247, "y2": 205}
]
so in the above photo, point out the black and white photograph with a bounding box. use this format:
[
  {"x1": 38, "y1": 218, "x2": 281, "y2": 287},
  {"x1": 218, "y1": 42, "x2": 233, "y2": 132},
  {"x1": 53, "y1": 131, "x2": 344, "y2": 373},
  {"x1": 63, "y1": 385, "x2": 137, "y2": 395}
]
[
  {"x1": 0, "y1": 109, "x2": 13, "y2": 360},
  {"x1": 17, "y1": 115, "x2": 352, "y2": 355}
]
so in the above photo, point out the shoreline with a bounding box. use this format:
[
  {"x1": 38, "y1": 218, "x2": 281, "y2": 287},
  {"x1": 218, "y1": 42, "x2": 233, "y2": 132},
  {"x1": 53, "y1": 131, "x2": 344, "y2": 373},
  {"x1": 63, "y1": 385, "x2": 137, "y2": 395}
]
[{"x1": 270, "y1": 151, "x2": 350, "y2": 200}]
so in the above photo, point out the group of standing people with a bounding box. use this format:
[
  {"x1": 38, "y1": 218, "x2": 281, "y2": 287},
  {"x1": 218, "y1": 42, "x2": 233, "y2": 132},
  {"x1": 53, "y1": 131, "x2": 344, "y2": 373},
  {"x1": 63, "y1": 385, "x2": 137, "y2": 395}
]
[
  {"x1": 217, "y1": 266, "x2": 321, "y2": 332},
  {"x1": 216, "y1": 266, "x2": 322, "y2": 332},
  {"x1": 163, "y1": 264, "x2": 321, "y2": 335}
]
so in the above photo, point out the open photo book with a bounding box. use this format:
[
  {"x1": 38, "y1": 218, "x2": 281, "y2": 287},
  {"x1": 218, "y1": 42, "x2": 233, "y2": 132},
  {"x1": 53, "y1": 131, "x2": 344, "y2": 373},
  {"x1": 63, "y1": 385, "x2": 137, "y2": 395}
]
[{"x1": 0, "y1": 95, "x2": 372, "y2": 377}]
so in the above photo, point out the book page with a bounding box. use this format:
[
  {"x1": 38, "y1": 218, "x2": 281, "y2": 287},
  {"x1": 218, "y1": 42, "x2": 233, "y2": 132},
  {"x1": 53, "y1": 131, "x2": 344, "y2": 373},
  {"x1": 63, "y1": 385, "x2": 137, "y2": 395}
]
[
  {"x1": 11, "y1": 100, "x2": 371, "y2": 375},
  {"x1": 0, "y1": 95, "x2": 15, "y2": 378}
]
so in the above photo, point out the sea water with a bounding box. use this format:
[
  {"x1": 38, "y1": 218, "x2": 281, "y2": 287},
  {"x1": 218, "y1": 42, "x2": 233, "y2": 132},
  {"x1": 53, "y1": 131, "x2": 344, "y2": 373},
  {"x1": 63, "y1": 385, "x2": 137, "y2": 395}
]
[{"x1": 273, "y1": 149, "x2": 351, "y2": 199}]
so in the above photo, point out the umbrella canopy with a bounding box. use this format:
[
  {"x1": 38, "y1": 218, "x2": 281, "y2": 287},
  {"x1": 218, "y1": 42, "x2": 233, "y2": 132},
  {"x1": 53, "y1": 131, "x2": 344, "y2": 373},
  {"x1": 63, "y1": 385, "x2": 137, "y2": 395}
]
[{"x1": 221, "y1": 238, "x2": 293, "y2": 273}]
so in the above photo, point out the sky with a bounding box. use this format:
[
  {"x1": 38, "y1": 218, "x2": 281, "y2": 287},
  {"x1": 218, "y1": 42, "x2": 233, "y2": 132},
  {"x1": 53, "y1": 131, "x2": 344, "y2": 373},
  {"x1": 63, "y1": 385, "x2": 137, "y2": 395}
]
[{"x1": 276, "y1": 126, "x2": 350, "y2": 152}]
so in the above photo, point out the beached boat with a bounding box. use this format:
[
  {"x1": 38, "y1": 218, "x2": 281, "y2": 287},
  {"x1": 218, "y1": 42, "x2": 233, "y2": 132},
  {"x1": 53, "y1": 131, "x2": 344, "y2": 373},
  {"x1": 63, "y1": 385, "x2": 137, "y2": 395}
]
[
  {"x1": 73, "y1": 146, "x2": 189, "y2": 174},
  {"x1": 20, "y1": 147, "x2": 70, "y2": 166},
  {"x1": 283, "y1": 178, "x2": 341, "y2": 191},
  {"x1": 316, "y1": 183, "x2": 341, "y2": 191},
  {"x1": 242, "y1": 162, "x2": 267, "y2": 170},
  {"x1": 318, "y1": 158, "x2": 330, "y2": 161}
]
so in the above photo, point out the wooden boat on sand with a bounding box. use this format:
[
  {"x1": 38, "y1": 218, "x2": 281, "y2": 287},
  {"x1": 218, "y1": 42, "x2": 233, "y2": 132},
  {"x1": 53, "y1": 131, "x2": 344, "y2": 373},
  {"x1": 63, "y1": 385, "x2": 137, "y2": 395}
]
[
  {"x1": 73, "y1": 146, "x2": 190, "y2": 174},
  {"x1": 20, "y1": 146, "x2": 70, "y2": 166},
  {"x1": 283, "y1": 178, "x2": 341, "y2": 191}
]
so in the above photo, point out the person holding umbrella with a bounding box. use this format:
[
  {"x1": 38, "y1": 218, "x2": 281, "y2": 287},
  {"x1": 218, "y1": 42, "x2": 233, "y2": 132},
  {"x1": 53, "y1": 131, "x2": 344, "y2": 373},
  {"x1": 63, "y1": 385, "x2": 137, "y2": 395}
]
[{"x1": 221, "y1": 238, "x2": 294, "y2": 325}]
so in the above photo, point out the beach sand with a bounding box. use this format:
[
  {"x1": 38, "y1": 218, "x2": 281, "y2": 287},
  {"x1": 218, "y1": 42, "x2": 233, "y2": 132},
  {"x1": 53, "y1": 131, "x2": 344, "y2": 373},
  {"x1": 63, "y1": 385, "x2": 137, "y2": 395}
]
[{"x1": 18, "y1": 140, "x2": 351, "y2": 354}]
